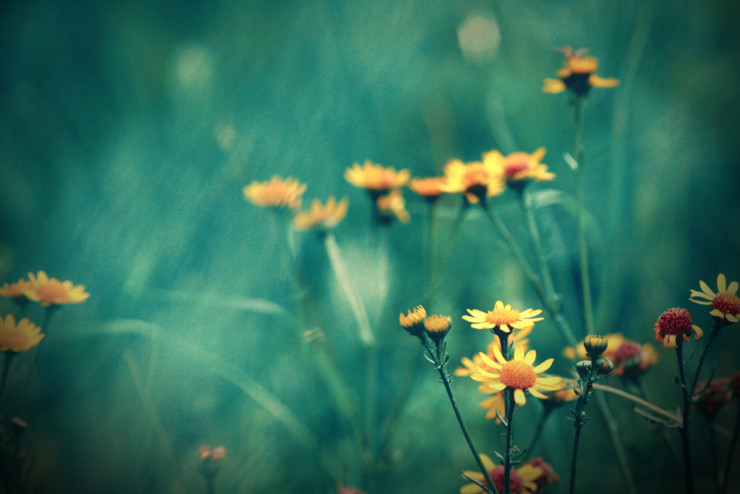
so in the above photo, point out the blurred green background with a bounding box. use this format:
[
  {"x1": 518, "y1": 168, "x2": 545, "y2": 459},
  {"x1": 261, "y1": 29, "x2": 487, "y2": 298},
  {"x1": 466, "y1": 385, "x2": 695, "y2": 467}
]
[{"x1": 1, "y1": 0, "x2": 739, "y2": 492}]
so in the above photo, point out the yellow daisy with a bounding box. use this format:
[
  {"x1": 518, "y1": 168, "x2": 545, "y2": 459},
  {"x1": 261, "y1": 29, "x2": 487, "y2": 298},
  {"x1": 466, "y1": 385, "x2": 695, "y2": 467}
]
[
  {"x1": 482, "y1": 148, "x2": 555, "y2": 183},
  {"x1": 463, "y1": 301, "x2": 543, "y2": 333},
  {"x1": 22, "y1": 271, "x2": 90, "y2": 307},
  {"x1": 440, "y1": 159, "x2": 505, "y2": 204},
  {"x1": 461, "y1": 454, "x2": 542, "y2": 494},
  {"x1": 242, "y1": 175, "x2": 306, "y2": 210},
  {"x1": 293, "y1": 197, "x2": 349, "y2": 231},
  {"x1": 344, "y1": 160, "x2": 410, "y2": 191},
  {"x1": 471, "y1": 344, "x2": 563, "y2": 406},
  {"x1": 0, "y1": 314, "x2": 44, "y2": 353},
  {"x1": 689, "y1": 273, "x2": 740, "y2": 323},
  {"x1": 0, "y1": 278, "x2": 33, "y2": 298},
  {"x1": 542, "y1": 46, "x2": 619, "y2": 97}
]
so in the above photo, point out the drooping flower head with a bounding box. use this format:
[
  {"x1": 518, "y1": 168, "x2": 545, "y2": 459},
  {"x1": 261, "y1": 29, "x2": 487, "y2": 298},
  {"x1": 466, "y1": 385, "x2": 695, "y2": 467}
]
[
  {"x1": 0, "y1": 314, "x2": 44, "y2": 353},
  {"x1": 653, "y1": 308, "x2": 703, "y2": 349},
  {"x1": 482, "y1": 148, "x2": 555, "y2": 184},
  {"x1": 0, "y1": 279, "x2": 33, "y2": 299},
  {"x1": 22, "y1": 271, "x2": 90, "y2": 307},
  {"x1": 463, "y1": 301, "x2": 543, "y2": 333},
  {"x1": 344, "y1": 160, "x2": 410, "y2": 192},
  {"x1": 293, "y1": 197, "x2": 349, "y2": 231},
  {"x1": 690, "y1": 273, "x2": 740, "y2": 323},
  {"x1": 243, "y1": 175, "x2": 306, "y2": 210},
  {"x1": 408, "y1": 177, "x2": 447, "y2": 202},
  {"x1": 471, "y1": 344, "x2": 563, "y2": 406},
  {"x1": 440, "y1": 159, "x2": 505, "y2": 204},
  {"x1": 461, "y1": 454, "x2": 542, "y2": 494},
  {"x1": 542, "y1": 46, "x2": 619, "y2": 97}
]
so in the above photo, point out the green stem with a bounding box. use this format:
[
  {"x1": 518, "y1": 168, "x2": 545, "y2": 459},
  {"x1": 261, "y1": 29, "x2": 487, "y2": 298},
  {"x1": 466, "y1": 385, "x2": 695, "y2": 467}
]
[
  {"x1": 427, "y1": 339, "x2": 497, "y2": 494},
  {"x1": 591, "y1": 382, "x2": 680, "y2": 423},
  {"x1": 689, "y1": 321, "x2": 724, "y2": 397},
  {"x1": 0, "y1": 352, "x2": 15, "y2": 404},
  {"x1": 503, "y1": 387, "x2": 516, "y2": 494},
  {"x1": 568, "y1": 395, "x2": 586, "y2": 494},
  {"x1": 517, "y1": 187, "x2": 558, "y2": 309},
  {"x1": 430, "y1": 201, "x2": 470, "y2": 304},
  {"x1": 676, "y1": 342, "x2": 695, "y2": 494},
  {"x1": 720, "y1": 400, "x2": 740, "y2": 494}
]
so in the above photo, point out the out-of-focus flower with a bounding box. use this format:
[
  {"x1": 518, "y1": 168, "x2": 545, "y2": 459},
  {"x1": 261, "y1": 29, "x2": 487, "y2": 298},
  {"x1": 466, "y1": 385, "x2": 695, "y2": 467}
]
[
  {"x1": 440, "y1": 159, "x2": 505, "y2": 204},
  {"x1": 692, "y1": 378, "x2": 732, "y2": 418},
  {"x1": 242, "y1": 175, "x2": 306, "y2": 210},
  {"x1": 337, "y1": 486, "x2": 367, "y2": 494},
  {"x1": 563, "y1": 333, "x2": 624, "y2": 361},
  {"x1": 471, "y1": 345, "x2": 563, "y2": 406},
  {"x1": 461, "y1": 454, "x2": 542, "y2": 494},
  {"x1": 611, "y1": 340, "x2": 659, "y2": 376},
  {"x1": 293, "y1": 197, "x2": 349, "y2": 231},
  {"x1": 199, "y1": 445, "x2": 227, "y2": 462},
  {"x1": 0, "y1": 279, "x2": 33, "y2": 299},
  {"x1": 463, "y1": 301, "x2": 543, "y2": 333},
  {"x1": 689, "y1": 273, "x2": 740, "y2": 323},
  {"x1": 344, "y1": 160, "x2": 410, "y2": 192},
  {"x1": 542, "y1": 46, "x2": 618, "y2": 97},
  {"x1": 0, "y1": 315, "x2": 44, "y2": 353},
  {"x1": 524, "y1": 457, "x2": 560, "y2": 492},
  {"x1": 654, "y1": 308, "x2": 703, "y2": 349},
  {"x1": 483, "y1": 148, "x2": 555, "y2": 183},
  {"x1": 22, "y1": 272, "x2": 90, "y2": 307},
  {"x1": 408, "y1": 177, "x2": 447, "y2": 201},
  {"x1": 400, "y1": 305, "x2": 427, "y2": 338},
  {"x1": 376, "y1": 189, "x2": 410, "y2": 223}
]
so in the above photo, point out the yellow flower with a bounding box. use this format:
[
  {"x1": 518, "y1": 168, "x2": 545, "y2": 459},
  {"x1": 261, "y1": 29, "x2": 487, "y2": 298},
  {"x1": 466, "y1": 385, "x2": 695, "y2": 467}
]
[
  {"x1": 482, "y1": 148, "x2": 555, "y2": 183},
  {"x1": 653, "y1": 307, "x2": 703, "y2": 349},
  {"x1": 293, "y1": 197, "x2": 349, "y2": 231},
  {"x1": 0, "y1": 279, "x2": 33, "y2": 298},
  {"x1": 242, "y1": 175, "x2": 306, "y2": 209},
  {"x1": 461, "y1": 454, "x2": 542, "y2": 494},
  {"x1": 471, "y1": 344, "x2": 563, "y2": 406},
  {"x1": 408, "y1": 177, "x2": 447, "y2": 200},
  {"x1": 463, "y1": 301, "x2": 543, "y2": 333},
  {"x1": 440, "y1": 159, "x2": 505, "y2": 204},
  {"x1": 376, "y1": 189, "x2": 410, "y2": 223},
  {"x1": 400, "y1": 305, "x2": 427, "y2": 337},
  {"x1": 0, "y1": 314, "x2": 44, "y2": 353},
  {"x1": 542, "y1": 46, "x2": 619, "y2": 97},
  {"x1": 424, "y1": 314, "x2": 451, "y2": 342},
  {"x1": 563, "y1": 332, "x2": 625, "y2": 361},
  {"x1": 344, "y1": 160, "x2": 410, "y2": 191},
  {"x1": 22, "y1": 271, "x2": 90, "y2": 307},
  {"x1": 690, "y1": 273, "x2": 740, "y2": 323}
]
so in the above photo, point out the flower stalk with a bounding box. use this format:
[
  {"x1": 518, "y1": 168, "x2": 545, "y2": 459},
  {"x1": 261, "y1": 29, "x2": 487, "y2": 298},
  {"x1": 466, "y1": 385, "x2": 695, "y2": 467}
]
[{"x1": 675, "y1": 340, "x2": 695, "y2": 494}]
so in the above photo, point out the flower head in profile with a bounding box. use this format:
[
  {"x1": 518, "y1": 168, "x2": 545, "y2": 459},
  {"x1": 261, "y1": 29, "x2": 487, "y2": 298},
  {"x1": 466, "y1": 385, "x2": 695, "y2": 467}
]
[
  {"x1": 0, "y1": 315, "x2": 44, "y2": 353},
  {"x1": 424, "y1": 314, "x2": 451, "y2": 343},
  {"x1": 400, "y1": 305, "x2": 427, "y2": 338},
  {"x1": 22, "y1": 272, "x2": 90, "y2": 307},
  {"x1": 461, "y1": 454, "x2": 542, "y2": 494},
  {"x1": 653, "y1": 308, "x2": 703, "y2": 349},
  {"x1": 243, "y1": 175, "x2": 306, "y2": 210},
  {"x1": 376, "y1": 189, "x2": 410, "y2": 224},
  {"x1": 0, "y1": 279, "x2": 33, "y2": 299},
  {"x1": 483, "y1": 148, "x2": 555, "y2": 184},
  {"x1": 408, "y1": 177, "x2": 447, "y2": 202},
  {"x1": 543, "y1": 46, "x2": 619, "y2": 97},
  {"x1": 344, "y1": 160, "x2": 410, "y2": 192},
  {"x1": 471, "y1": 345, "x2": 563, "y2": 406},
  {"x1": 440, "y1": 159, "x2": 505, "y2": 204},
  {"x1": 690, "y1": 273, "x2": 740, "y2": 323},
  {"x1": 293, "y1": 197, "x2": 349, "y2": 231},
  {"x1": 463, "y1": 301, "x2": 543, "y2": 333}
]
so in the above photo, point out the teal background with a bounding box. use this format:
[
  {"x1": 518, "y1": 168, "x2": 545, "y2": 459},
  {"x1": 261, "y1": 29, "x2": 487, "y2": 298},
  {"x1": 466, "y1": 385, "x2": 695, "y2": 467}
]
[{"x1": 1, "y1": 0, "x2": 739, "y2": 492}]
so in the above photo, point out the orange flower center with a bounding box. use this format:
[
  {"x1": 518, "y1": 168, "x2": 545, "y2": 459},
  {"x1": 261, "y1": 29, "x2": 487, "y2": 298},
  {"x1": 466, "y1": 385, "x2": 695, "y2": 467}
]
[
  {"x1": 713, "y1": 292, "x2": 740, "y2": 316},
  {"x1": 36, "y1": 280, "x2": 70, "y2": 302},
  {"x1": 500, "y1": 360, "x2": 537, "y2": 389},
  {"x1": 486, "y1": 308, "x2": 521, "y2": 326}
]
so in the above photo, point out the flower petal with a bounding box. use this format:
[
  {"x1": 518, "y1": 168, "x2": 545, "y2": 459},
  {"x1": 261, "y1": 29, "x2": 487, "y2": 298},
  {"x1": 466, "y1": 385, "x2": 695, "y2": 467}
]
[
  {"x1": 533, "y1": 358, "x2": 554, "y2": 373},
  {"x1": 514, "y1": 389, "x2": 527, "y2": 406}
]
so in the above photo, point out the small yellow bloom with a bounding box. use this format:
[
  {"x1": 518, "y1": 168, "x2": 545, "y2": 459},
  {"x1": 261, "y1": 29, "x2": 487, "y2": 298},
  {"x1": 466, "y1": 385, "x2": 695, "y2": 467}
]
[
  {"x1": 408, "y1": 177, "x2": 447, "y2": 200},
  {"x1": 471, "y1": 344, "x2": 563, "y2": 406},
  {"x1": 0, "y1": 314, "x2": 44, "y2": 353},
  {"x1": 22, "y1": 271, "x2": 90, "y2": 307},
  {"x1": 293, "y1": 197, "x2": 349, "y2": 231},
  {"x1": 690, "y1": 273, "x2": 740, "y2": 323},
  {"x1": 243, "y1": 175, "x2": 306, "y2": 210},
  {"x1": 344, "y1": 160, "x2": 410, "y2": 191},
  {"x1": 461, "y1": 453, "x2": 542, "y2": 494},
  {"x1": 424, "y1": 314, "x2": 451, "y2": 342},
  {"x1": 0, "y1": 279, "x2": 33, "y2": 298},
  {"x1": 463, "y1": 301, "x2": 543, "y2": 333},
  {"x1": 482, "y1": 148, "x2": 555, "y2": 183},
  {"x1": 543, "y1": 46, "x2": 618, "y2": 97},
  {"x1": 376, "y1": 189, "x2": 410, "y2": 224},
  {"x1": 440, "y1": 159, "x2": 505, "y2": 204},
  {"x1": 400, "y1": 305, "x2": 427, "y2": 337}
]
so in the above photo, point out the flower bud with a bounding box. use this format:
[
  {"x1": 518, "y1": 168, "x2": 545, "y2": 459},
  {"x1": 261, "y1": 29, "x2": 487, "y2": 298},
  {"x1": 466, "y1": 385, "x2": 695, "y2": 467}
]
[
  {"x1": 576, "y1": 360, "x2": 592, "y2": 379},
  {"x1": 595, "y1": 357, "x2": 615, "y2": 376},
  {"x1": 399, "y1": 305, "x2": 426, "y2": 338},
  {"x1": 424, "y1": 315, "x2": 451, "y2": 343},
  {"x1": 583, "y1": 334, "x2": 608, "y2": 359}
]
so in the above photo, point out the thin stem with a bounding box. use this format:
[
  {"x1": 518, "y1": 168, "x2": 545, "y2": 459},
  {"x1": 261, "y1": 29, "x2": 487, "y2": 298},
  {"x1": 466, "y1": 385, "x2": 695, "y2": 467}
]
[
  {"x1": 568, "y1": 399, "x2": 585, "y2": 494},
  {"x1": 429, "y1": 201, "x2": 470, "y2": 304},
  {"x1": 428, "y1": 340, "x2": 497, "y2": 494},
  {"x1": 676, "y1": 342, "x2": 695, "y2": 494},
  {"x1": 517, "y1": 187, "x2": 557, "y2": 309},
  {"x1": 591, "y1": 382, "x2": 681, "y2": 423},
  {"x1": 503, "y1": 388, "x2": 516, "y2": 494},
  {"x1": 689, "y1": 321, "x2": 724, "y2": 397},
  {"x1": 720, "y1": 400, "x2": 740, "y2": 494},
  {"x1": 0, "y1": 352, "x2": 15, "y2": 404}
]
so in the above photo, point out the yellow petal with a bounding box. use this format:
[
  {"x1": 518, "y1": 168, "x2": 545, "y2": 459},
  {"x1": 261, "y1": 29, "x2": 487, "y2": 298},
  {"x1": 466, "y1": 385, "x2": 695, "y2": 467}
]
[
  {"x1": 533, "y1": 358, "x2": 554, "y2": 373},
  {"x1": 728, "y1": 281, "x2": 739, "y2": 294},
  {"x1": 523, "y1": 349, "x2": 536, "y2": 365},
  {"x1": 718, "y1": 273, "x2": 727, "y2": 292},
  {"x1": 514, "y1": 389, "x2": 526, "y2": 406}
]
